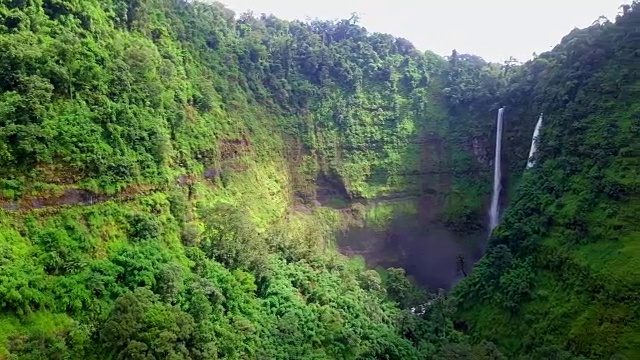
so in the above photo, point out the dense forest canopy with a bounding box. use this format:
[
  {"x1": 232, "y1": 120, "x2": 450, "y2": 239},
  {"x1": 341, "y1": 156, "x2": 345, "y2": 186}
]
[{"x1": 0, "y1": 0, "x2": 638, "y2": 359}]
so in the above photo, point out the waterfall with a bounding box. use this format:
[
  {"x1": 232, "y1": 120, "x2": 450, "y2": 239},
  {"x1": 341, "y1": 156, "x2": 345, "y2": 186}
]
[
  {"x1": 526, "y1": 113, "x2": 543, "y2": 168},
  {"x1": 489, "y1": 107, "x2": 504, "y2": 231}
]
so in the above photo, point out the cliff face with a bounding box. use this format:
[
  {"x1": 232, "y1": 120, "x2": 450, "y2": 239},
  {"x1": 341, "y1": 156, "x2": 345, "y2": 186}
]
[
  {"x1": 0, "y1": 1, "x2": 502, "y2": 358},
  {"x1": 0, "y1": 0, "x2": 502, "y2": 269}
]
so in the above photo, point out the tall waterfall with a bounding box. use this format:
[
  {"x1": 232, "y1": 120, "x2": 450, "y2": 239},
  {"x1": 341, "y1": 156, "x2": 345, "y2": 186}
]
[
  {"x1": 489, "y1": 107, "x2": 504, "y2": 231},
  {"x1": 526, "y1": 113, "x2": 543, "y2": 168}
]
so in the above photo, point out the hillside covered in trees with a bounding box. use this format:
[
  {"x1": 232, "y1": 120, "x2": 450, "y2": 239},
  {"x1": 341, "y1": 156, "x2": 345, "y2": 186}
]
[
  {"x1": 454, "y1": 4, "x2": 640, "y2": 358},
  {"x1": 0, "y1": 0, "x2": 638, "y2": 359}
]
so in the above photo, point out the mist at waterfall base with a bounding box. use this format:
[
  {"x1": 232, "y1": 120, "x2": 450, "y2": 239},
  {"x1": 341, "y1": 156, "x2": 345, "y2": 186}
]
[{"x1": 337, "y1": 214, "x2": 486, "y2": 291}]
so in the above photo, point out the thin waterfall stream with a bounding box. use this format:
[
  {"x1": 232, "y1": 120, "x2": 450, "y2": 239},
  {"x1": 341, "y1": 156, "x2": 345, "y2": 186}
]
[
  {"x1": 527, "y1": 113, "x2": 543, "y2": 168},
  {"x1": 489, "y1": 107, "x2": 504, "y2": 231}
]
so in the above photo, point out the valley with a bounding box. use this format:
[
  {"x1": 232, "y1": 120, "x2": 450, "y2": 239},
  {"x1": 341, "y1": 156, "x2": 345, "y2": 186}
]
[{"x1": 0, "y1": 0, "x2": 638, "y2": 359}]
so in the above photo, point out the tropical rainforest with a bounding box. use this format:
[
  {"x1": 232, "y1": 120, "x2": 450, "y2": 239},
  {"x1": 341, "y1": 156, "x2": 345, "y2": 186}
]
[{"x1": 0, "y1": 0, "x2": 638, "y2": 359}]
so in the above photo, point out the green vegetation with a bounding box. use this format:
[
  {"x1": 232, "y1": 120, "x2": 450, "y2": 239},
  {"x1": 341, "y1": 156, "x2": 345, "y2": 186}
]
[
  {"x1": 0, "y1": 0, "x2": 497, "y2": 222},
  {"x1": 454, "y1": 3, "x2": 640, "y2": 359},
  {"x1": 1, "y1": 0, "x2": 639, "y2": 358},
  {"x1": 0, "y1": 0, "x2": 494, "y2": 358}
]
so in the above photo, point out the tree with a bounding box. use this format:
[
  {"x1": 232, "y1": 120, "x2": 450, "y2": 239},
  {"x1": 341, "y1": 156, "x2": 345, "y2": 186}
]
[{"x1": 99, "y1": 288, "x2": 196, "y2": 359}]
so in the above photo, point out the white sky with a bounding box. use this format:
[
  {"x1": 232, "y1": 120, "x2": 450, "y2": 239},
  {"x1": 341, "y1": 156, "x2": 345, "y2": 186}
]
[{"x1": 220, "y1": 0, "x2": 629, "y2": 63}]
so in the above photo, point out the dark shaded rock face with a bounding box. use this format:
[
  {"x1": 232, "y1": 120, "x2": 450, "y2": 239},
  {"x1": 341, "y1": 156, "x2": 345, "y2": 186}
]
[
  {"x1": 315, "y1": 172, "x2": 350, "y2": 207},
  {"x1": 309, "y1": 121, "x2": 493, "y2": 292},
  {"x1": 1, "y1": 188, "x2": 107, "y2": 211},
  {"x1": 472, "y1": 136, "x2": 489, "y2": 164},
  {"x1": 203, "y1": 168, "x2": 219, "y2": 180}
]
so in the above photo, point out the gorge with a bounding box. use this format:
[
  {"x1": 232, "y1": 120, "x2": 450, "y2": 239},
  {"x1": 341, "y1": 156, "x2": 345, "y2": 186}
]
[{"x1": 0, "y1": 0, "x2": 639, "y2": 359}]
